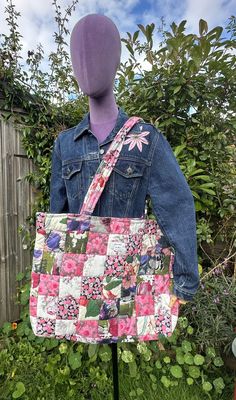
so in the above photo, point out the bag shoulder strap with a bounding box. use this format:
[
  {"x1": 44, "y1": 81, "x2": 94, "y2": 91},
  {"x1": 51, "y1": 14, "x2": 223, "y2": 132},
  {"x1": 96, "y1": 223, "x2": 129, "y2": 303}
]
[{"x1": 80, "y1": 116, "x2": 142, "y2": 216}]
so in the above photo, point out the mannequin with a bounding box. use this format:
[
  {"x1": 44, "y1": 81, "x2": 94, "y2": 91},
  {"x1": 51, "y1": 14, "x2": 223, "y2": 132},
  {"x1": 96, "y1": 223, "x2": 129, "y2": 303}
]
[
  {"x1": 69, "y1": 14, "x2": 187, "y2": 309},
  {"x1": 70, "y1": 14, "x2": 121, "y2": 143}
]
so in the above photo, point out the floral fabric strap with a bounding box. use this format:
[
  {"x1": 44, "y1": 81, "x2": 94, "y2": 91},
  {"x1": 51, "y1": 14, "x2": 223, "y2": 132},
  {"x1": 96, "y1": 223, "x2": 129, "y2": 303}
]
[{"x1": 80, "y1": 116, "x2": 143, "y2": 216}]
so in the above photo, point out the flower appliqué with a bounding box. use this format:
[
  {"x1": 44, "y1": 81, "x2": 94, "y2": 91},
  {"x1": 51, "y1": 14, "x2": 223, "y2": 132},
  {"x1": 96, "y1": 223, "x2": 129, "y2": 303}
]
[{"x1": 123, "y1": 129, "x2": 149, "y2": 152}]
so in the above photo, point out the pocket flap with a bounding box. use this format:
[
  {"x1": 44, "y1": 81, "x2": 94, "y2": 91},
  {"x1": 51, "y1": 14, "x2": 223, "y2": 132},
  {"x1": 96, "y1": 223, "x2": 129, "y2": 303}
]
[
  {"x1": 62, "y1": 161, "x2": 82, "y2": 179},
  {"x1": 113, "y1": 160, "x2": 146, "y2": 178}
]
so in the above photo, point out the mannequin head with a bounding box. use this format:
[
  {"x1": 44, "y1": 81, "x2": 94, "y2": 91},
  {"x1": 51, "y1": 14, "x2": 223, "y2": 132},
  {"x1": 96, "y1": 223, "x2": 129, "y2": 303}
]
[{"x1": 70, "y1": 14, "x2": 121, "y2": 98}]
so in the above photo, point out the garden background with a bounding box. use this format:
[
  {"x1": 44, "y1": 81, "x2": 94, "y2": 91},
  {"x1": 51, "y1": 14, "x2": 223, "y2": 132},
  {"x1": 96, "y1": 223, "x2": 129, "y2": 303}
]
[{"x1": 0, "y1": 0, "x2": 235, "y2": 399}]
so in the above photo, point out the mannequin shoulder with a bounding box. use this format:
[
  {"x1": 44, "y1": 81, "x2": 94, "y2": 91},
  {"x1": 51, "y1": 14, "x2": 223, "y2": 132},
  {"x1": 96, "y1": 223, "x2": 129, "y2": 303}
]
[{"x1": 129, "y1": 120, "x2": 162, "y2": 142}]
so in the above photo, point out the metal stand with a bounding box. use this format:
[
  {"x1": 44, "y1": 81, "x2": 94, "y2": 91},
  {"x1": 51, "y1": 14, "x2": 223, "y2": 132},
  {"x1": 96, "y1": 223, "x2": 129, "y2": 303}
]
[{"x1": 110, "y1": 343, "x2": 119, "y2": 400}]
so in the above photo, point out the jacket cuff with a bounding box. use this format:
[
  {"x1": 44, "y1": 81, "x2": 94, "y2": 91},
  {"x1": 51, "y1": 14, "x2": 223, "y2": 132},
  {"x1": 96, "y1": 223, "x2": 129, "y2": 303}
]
[{"x1": 172, "y1": 285, "x2": 197, "y2": 302}]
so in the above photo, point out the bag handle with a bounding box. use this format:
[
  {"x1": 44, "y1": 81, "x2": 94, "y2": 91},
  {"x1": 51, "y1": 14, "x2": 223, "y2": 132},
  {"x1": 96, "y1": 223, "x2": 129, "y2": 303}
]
[{"x1": 79, "y1": 116, "x2": 143, "y2": 216}]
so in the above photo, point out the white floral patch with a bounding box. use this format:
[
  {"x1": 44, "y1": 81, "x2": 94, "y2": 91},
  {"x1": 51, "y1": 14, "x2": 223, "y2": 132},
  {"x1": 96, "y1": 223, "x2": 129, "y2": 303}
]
[
  {"x1": 45, "y1": 214, "x2": 67, "y2": 233},
  {"x1": 37, "y1": 295, "x2": 58, "y2": 319},
  {"x1": 137, "y1": 315, "x2": 156, "y2": 335},
  {"x1": 55, "y1": 319, "x2": 77, "y2": 336},
  {"x1": 83, "y1": 255, "x2": 106, "y2": 276},
  {"x1": 141, "y1": 234, "x2": 156, "y2": 253},
  {"x1": 59, "y1": 276, "x2": 81, "y2": 298},
  {"x1": 129, "y1": 219, "x2": 145, "y2": 234},
  {"x1": 154, "y1": 293, "x2": 171, "y2": 314},
  {"x1": 107, "y1": 234, "x2": 128, "y2": 255}
]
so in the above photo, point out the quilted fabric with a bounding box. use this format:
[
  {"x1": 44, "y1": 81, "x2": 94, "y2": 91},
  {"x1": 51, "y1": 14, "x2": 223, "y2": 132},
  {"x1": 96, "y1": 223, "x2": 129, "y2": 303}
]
[{"x1": 29, "y1": 116, "x2": 179, "y2": 343}]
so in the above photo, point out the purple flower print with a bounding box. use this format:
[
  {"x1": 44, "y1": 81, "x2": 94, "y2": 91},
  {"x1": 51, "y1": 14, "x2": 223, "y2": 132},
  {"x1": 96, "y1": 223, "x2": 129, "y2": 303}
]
[
  {"x1": 46, "y1": 232, "x2": 61, "y2": 250},
  {"x1": 67, "y1": 219, "x2": 90, "y2": 232},
  {"x1": 34, "y1": 249, "x2": 42, "y2": 258}
]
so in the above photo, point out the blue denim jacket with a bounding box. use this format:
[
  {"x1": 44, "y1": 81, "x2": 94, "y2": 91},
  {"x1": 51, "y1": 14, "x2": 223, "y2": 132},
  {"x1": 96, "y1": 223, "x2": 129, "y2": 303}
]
[{"x1": 50, "y1": 107, "x2": 200, "y2": 301}]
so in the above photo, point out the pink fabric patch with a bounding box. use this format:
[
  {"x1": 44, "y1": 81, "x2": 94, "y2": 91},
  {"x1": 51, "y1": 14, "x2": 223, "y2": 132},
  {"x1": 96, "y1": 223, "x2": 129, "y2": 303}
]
[
  {"x1": 38, "y1": 274, "x2": 59, "y2": 296},
  {"x1": 118, "y1": 317, "x2": 136, "y2": 336},
  {"x1": 135, "y1": 295, "x2": 154, "y2": 316}
]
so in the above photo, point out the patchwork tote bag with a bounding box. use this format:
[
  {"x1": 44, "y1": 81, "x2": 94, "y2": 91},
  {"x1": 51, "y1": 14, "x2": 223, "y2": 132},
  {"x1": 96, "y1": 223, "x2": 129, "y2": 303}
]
[{"x1": 29, "y1": 116, "x2": 179, "y2": 344}]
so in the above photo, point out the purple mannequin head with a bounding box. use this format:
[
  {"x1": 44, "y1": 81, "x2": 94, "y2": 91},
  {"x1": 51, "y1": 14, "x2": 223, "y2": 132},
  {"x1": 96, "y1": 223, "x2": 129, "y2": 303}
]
[{"x1": 70, "y1": 14, "x2": 121, "y2": 98}]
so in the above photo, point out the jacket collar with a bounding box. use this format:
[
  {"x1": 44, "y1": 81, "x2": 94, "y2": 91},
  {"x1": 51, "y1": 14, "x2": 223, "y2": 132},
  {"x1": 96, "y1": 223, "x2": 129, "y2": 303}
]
[{"x1": 73, "y1": 107, "x2": 129, "y2": 145}]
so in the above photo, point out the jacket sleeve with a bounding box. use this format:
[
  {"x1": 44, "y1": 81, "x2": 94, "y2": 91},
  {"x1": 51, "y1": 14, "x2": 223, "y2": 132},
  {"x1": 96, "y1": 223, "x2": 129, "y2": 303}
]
[
  {"x1": 147, "y1": 129, "x2": 200, "y2": 301},
  {"x1": 49, "y1": 135, "x2": 69, "y2": 213}
]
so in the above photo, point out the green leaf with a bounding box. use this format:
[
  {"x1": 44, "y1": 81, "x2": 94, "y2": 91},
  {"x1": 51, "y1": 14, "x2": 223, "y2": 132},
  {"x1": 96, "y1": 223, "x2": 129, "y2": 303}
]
[
  {"x1": 133, "y1": 30, "x2": 139, "y2": 42},
  {"x1": 199, "y1": 19, "x2": 208, "y2": 35},
  {"x1": 88, "y1": 344, "x2": 98, "y2": 359},
  {"x1": 122, "y1": 350, "x2": 134, "y2": 363},
  {"x1": 194, "y1": 354, "x2": 205, "y2": 365},
  {"x1": 181, "y1": 340, "x2": 192, "y2": 353},
  {"x1": 199, "y1": 188, "x2": 216, "y2": 195},
  {"x1": 170, "y1": 365, "x2": 183, "y2": 378},
  {"x1": 176, "y1": 353, "x2": 185, "y2": 365},
  {"x1": 68, "y1": 351, "x2": 82, "y2": 370},
  {"x1": 202, "y1": 382, "x2": 213, "y2": 392},
  {"x1": 188, "y1": 366, "x2": 200, "y2": 379},
  {"x1": 173, "y1": 86, "x2": 181, "y2": 94},
  {"x1": 187, "y1": 377, "x2": 194, "y2": 385},
  {"x1": 213, "y1": 356, "x2": 224, "y2": 367},
  {"x1": 137, "y1": 24, "x2": 146, "y2": 37},
  {"x1": 184, "y1": 353, "x2": 194, "y2": 365},
  {"x1": 104, "y1": 279, "x2": 122, "y2": 291},
  {"x1": 85, "y1": 300, "x2": 101, "y2": 318},
  {"x1": 213, "y1": 377, "x2": 225, "y2": 393},
  {"x1": 174, "y1": 144, "x2": 186, "y2": 157},
  {"x1": 12, "y1": 382, "x2": 26, "y2": 398},
  {"x1": 129, "y1": 361, "x2": 137, "y2": 377}
]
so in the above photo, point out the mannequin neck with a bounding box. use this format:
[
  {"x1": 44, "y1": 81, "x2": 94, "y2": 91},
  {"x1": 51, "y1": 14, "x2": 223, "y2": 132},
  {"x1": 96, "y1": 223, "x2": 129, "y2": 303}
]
[{"x1": 89, "y1": 89, "x2": 119, "y2": 144}]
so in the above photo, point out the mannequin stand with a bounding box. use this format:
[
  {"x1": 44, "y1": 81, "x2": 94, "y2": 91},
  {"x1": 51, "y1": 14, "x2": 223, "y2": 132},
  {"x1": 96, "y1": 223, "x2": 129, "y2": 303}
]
[{"x1": 110, "y1": 343, "x2": 119, "y2": 400}]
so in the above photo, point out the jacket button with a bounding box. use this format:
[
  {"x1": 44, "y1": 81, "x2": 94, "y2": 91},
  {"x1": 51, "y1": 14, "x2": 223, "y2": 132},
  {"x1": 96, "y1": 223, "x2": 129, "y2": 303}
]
[
  {"x1": 127, "y1": 166, "x2": 133, "y2": 175},
  {"x1": 99, "y1": 148, "x2": 105, "y2": 154}
]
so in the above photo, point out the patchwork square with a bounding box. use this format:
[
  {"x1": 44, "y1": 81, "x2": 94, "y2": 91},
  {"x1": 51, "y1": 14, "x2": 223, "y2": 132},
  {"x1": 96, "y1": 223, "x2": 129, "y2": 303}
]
[
  {"x1": 136, "y1": 278, "x2": 153, "y2": 295},
  {"x1": 141, "y1": 234, "x2": 156, "y2": 255},
  {"x1": 110, "y1": 218, "x2": 131, "y2": 234},
  {"x1": 90, "y1": 217, "x2": 111, "y2": 233},
  {"x1": 119, "y1": 300, "x2": 135, "y2": 317},
  {"x1": 107, "y1": 234, "x2": 128, "y2": 255},
  {"x1": 125, "y1": 234, "x2": 143, "y2": 256},
  {"x1": 135, "y1": 295, "x2": 154, "y2": 316},
  {"x1": 65, "y1": 231, "x2": 89, "y2": 253},
  {"x1": 118, "y1": 316, "x2": 136, "y2": 336},
  {"x1": 37, "y1": 295, "x2": 58, "y2": 319},
  {"x1": 55, "y1": 319, "x2": 77, "y2": 336},
  {"x1": 99, "y1": 299, "x2": 120, "y2": 320},
  {"x1": 36, "y1": 317, "x2": 56, "y2": 336},
  {"x1": 29, "y1": 296, "x2": 38, "y2": 317},
  {"x1": 74, "y1": 320, "x2": 98, "y2": 338},
  {"x1": 83, "y1": 255, "x2": 106, "y2": 276},
  {"x1": 44, "y1": 215, "x2": 67, "y2": 233},
  {"x1": 86, "y1": 232, "x2": 109, "y2": 255},
  {"x1": 123, "y1": 255, "x2": 140, "y2": 276},
  {"x1": 38, "y1": 274, "x2": 59, "y2": 296},
  {"x1": 104, "y1": 255, "x2": 125, "y2": 277},
  {"x1": 121, "y1": 275, "x2": 136, "y2": 300},
  {"x1": 59, "y1": 276, "x2": 81, "y2": 298},
  {"x1": 57, "y1": 296, "x2": 80, "y2": 319},
  {"x1": 98, "y1": 320, "x2": 111, "y2": 339},
  {"x1": 44, "y1": 230, "x2": 66, "y2": 252},
  {"x1": 129, "y1": 219, "x2": 145, "y2": 234},
  {"x1": 61, "y1": 253, "x2": 87, "y2": 276},
  {"x1": 137, "y1": 315, "x2": 156, "y2": 336},
  {"x1": 79, "y1": 298, "x2": 102, "y2": 320},
  {"x1": 67, "y1": 217, "x2": 90, "y2": 232},
  {"x1": 102, "y1": 276, "x2": 122, "y2": 299},
  {"x1": 81, "y1": 276, "x2": 103, "y2": 299}
]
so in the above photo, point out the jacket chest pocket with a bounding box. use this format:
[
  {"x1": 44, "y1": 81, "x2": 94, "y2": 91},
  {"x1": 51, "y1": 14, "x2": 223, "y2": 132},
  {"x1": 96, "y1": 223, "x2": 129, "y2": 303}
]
[
  {"x1": 109, "y1": 159, "x2": 146, "y2": 200},
  {"x1": 62, "y1": 160, "x2": 83, "y2": 200}
]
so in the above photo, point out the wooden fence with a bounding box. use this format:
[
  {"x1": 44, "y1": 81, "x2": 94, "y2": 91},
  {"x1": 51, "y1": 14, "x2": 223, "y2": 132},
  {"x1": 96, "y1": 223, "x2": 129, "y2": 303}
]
[{"x1": 0, "y1": 113, "x2": 36, "y2": 326}]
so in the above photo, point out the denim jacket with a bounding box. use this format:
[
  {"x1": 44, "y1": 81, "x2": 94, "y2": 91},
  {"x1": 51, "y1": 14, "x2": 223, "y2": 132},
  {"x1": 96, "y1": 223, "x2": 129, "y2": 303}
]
[{"x1": 50, "y1": 107, "x2": 200, "y2": 301}]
